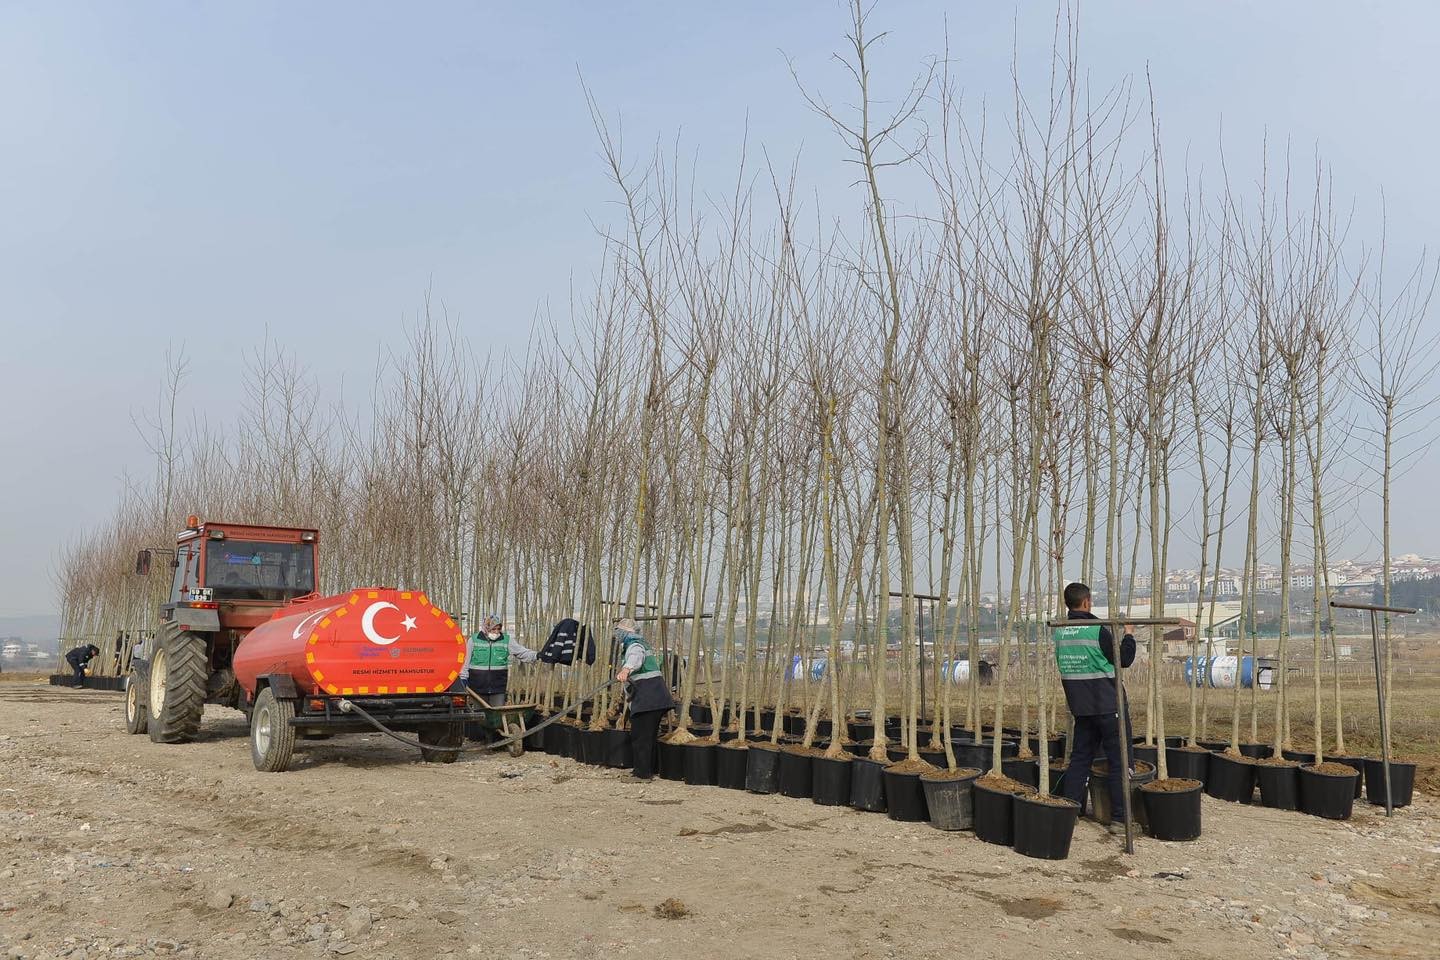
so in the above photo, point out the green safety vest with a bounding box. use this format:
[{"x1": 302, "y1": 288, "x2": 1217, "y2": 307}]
[
  {"x1": 469, "y1": 633, "x2": 511, "y2": 671},
  {"x1": 1052, "y1": 624, "x2": 1114, "y2": 681},
  {"x1": 622, "y1": 634, "x2": 662, "y2": 680}
]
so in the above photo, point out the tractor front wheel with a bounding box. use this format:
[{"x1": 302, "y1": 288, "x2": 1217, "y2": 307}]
[
  {"x1": 147, "y1": 623, "x2": 208, "y2": 743},
  {"x1": 124, "y1": 674, "x2": 148, "y2": 735},
  {"x1": 250, "y1": 687, "x2": 297, "y2": 772}
]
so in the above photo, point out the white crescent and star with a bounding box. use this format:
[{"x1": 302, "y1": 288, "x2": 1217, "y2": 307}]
[{"x1": 361, "y1": 601, "x2": 419, "y2": 646}]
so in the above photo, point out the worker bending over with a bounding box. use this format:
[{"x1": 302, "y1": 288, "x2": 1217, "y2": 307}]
[
  {"x1": 64, "y1": 644, "x2": 101, "y2": 688},
  {"x1": 461, "y1": 614, "x2": 537, "y2": 709},
  {"x1": 1053, "y1": 582, "x2": 1135, "y2": 835},
  {"x1": 614, "y1": 618, "x2": 674, "y2": 780}
]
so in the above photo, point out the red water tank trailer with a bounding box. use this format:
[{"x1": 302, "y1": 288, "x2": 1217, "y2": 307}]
[{"x1": 233, "y1": 587, "x2": 467, "y2": 698}]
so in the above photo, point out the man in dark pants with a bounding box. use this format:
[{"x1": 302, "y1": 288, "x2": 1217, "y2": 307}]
[
  {"x1": 64, "y1": 644, "x2": 101, "y2": 687},
  {"x1": 1053, "y1": 583, "x2": 1136, "y2": 835},
  {"x1": 614, "y1": 618, "x2": 674, "y2": 780}
]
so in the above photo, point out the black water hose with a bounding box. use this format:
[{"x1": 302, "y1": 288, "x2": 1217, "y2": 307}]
[{"x1": 337, "y1": 679, "x2": 617, "y2": 757}]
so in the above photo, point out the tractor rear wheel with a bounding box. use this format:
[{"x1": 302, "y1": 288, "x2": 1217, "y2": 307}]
[
  {"x1": 147, "y1": 622, "x2": 209, "y2": 743},
  {"x1": 124, "y1": 674, "x2": 148, "y2": 735},
  {"x1": 419, "y1": 723, "x2": 464, "y2": 763},
  {"x1": 250, "y1": 687, "x2": 297, "y2": 772}
]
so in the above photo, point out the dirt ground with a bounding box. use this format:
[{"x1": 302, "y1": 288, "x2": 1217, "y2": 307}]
[{"x1": 2, "y1": 680, "x2": 1437, "y2": 960}]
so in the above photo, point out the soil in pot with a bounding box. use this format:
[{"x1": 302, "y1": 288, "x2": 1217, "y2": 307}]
[
  {"x1": 716, "y1": 739, "x2": 750, "y2": 790},
  {"x1": 1253, "y1": 757, "x2": 1301, "y2": 811},
  {"x1": 1205, "y1": 751, "x2": 1256, "y2": 803},
  {"x1": 972, "y1": 773, "x2": 1036, "y2": 846},
  {"x1": 1002, "y1": 756, "x2": 1040, "y2": 790},
  {"x1": 882, "y1": 757, "x2": 935, "y2": 822},
  {"x1": 1166, "y1": 745, "x2": 1209, "y2": 782},
  {"x1": 1087, "y1": 759, "x2": 1156, "y2": 826},
  {"x1": 681, "y1": 739, "x2": 719, "y2": 787},
  {"x1": 849, "y1": 756, "x2": 888, "y2": 813},
  {"x1": 920, "y1": 767, "x2": 981, "y2": 831},
  {"x1": 1012, "y1": 793, "x2": 1081, "y2": 860},
  {"x1": 811, "y1": 752, "x2": 854, "y2": 806},
  {"x1": 1298, "y1": 762, "x2": 1360, "y2": 820},
  {"x1": 778, "y1": 745, "x2": 818, "y2": 799},
  {"x1": 1140, "y1": 777, "x2": 1203, "y2": 841},
  {"x1": 745, "y1": 742, "x2": 781, "y2": 794},
  {"x1": 1362, "y1": 757, "x2": 1416, "y2": 809}
]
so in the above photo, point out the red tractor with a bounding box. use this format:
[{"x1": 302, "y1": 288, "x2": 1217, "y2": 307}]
[{"x1": 127, "y1": 517, "x2": 471, "y2": 771}]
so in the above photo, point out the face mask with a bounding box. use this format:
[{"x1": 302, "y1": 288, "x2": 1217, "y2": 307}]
[{"x1": 486, "y1": 631, "x2": 501, "y2": 640}]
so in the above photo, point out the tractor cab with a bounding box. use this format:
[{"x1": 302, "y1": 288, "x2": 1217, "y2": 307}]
[{"x1": 162, "y1": 517, "x2": 320, "y2": 632}]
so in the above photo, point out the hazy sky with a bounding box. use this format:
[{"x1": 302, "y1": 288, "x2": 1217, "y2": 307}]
[{"x1": 3, "y1": 1, "x2": 1438, "y2": 619}]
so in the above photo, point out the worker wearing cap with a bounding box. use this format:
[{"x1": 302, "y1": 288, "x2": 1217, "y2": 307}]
[
  {"x1": 614, "y1": 618, "x2": 674, "y2": 780},
  {"x1": 64, "y1": 644, "x2": 101, "y2": 688},
  {"x1": 461, "y1": 614, "x2": 537, "y2": 709}
]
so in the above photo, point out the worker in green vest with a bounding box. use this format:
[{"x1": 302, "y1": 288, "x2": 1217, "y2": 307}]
[
  {"x1": 1053, "y1": 582, "x2": 1135, "y2": 835},
  {"x1": 614, "y1": 618, "x2": 675, "y2": 779},
  {"x1": 462, "y1": 614, "x2": 537, "y2": 709}
]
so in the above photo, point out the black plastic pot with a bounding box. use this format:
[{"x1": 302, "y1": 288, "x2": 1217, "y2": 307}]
[
  {"x1": 1363, "y1": 758, "x2": 1416, "y2": 809},
  {"x1": 716, "y1": 727, "x2": 741, "y2": 742},
  {"x1": 523, "y1": 720, "x2": 548, "y2": 754},
  {"x1": 1012, "y1": 794, "x2": 1080, "y2": 860},
  {"x1": 778, "y1": 749, "x2": 814, "y2": 799},
  {"x1": 848, "y1": 718, "x2": 875, "y2": 742},
  {"x1": 1298, "y1": 764, "x2": 1358, "y2": 820},
  {"x1": 919, "y1": 747, "x2": 947, "y2": 768},
  {"x1": 1002, "y1": 757, "x2": 1040, "y2": 790},
  {"x1": 1209, "y1": 748, "x2": 1255, "y2": 805},
  {"x1": 881, "y1": 768, "x2": 929, "y2": 822},
  {"x1": 812, "y1": 754, "x2": 853, "y2": 806},
  {"x1": 952, "y1": 738, "x2": 1017, "y2": 772},
  {"x1": 1196, "y1": 738, "x2": 1228, "y2": 752},
  {"x1": 716, "y1": 744, "x2": 749, "y2": 790},
  {"x1": 1027, "y1": 735, "x2": 1067, "y2": 760},
  {"x1": 1238, "y1": 742, "x2": 1273, "y2": 760},
  {"x1": 600, "y1": 728, "x2": 632, "y2": 768},
  {"x1": 919, "y1": 769, "x2": 980, "y2": 830},
  {"x1": 1047, "y1": 764, "x2": 1067, "y2": 795},
  {"x1": 885, "y1": 744, "x2": 908, "y2": 763},
  {"x1": 1166, "y1": 747, "x2": 1209, "y2": 783},
  {"x1": 580, "y1": 729, "x2": 606, "y2": 765},
  {"x1": 1330, "y1": 755, "x2": 1366, "y2": 798},
  {"x1": 1255, "y1": 761, "x2": 1300, "y2": 810},
  {"x1": 1140, "y1": 779, "x2": 1203, "y2": 841},
  {"x1": 657, "y1": 740, "x2": 685, "y2": 781},
  {"x1": 1131, "y1": 744, "x2": 1159, "y2": 768},
  {"x1": 557, "y1": 723, "x2": 580, "y2": 760},
  {"x1": 973, "y1": 779, "x2": 1022, "y2": 845},
  {"x1": 843, "y1": 740, "x2": 871, "y2": 758},
  {"x1": 1205, "y1": 752, "x2": 1256, "y2": 803},
  {"x1": 745, "y1": 744, "x2": 781, "y2": 794},
  {"x1": 1281, "y1": 748, "x2": 1316, "y2": 764},
  {"x1": 849, "y1": 757, "x2": 888, "y2": 813},
  {"x1": 689, "y1": 703, "x2": 711, "y2": 725},
  {"x1": 682, "y1": 741, "x2": 718, "y2": 786},
  {"x1": 1163, "y1": 735, "x2": 1185, "y2": 749},
  {"x1": 1088, "y1": 759, "x2": 1156, "y2": 825}
]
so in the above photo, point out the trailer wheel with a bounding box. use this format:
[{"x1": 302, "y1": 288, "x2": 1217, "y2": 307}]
[
  {"x1": 124, "y1": 674, "x2": 148, "y2": 735},
  {"x1": 250, "y1": 687, "x2": 297, "y2": 773},
  {"x1": 504, "y1": 719, "x2": 524, "y2": 758},
  {"x1": 147, "y1": 622, "x2": 208, "y2": 743},
  {"x1": 419, "y1": 723, "x2": 464, "y2": 763}
]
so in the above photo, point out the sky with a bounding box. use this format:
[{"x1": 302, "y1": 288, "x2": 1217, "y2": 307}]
[{"x1": 2, "y1": 1, "x2": 1439, "y2": 621}]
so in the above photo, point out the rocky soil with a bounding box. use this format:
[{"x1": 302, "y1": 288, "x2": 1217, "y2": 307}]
[{"x1": 2, "y1": 681, "x2": 1436, "y2": 960}]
